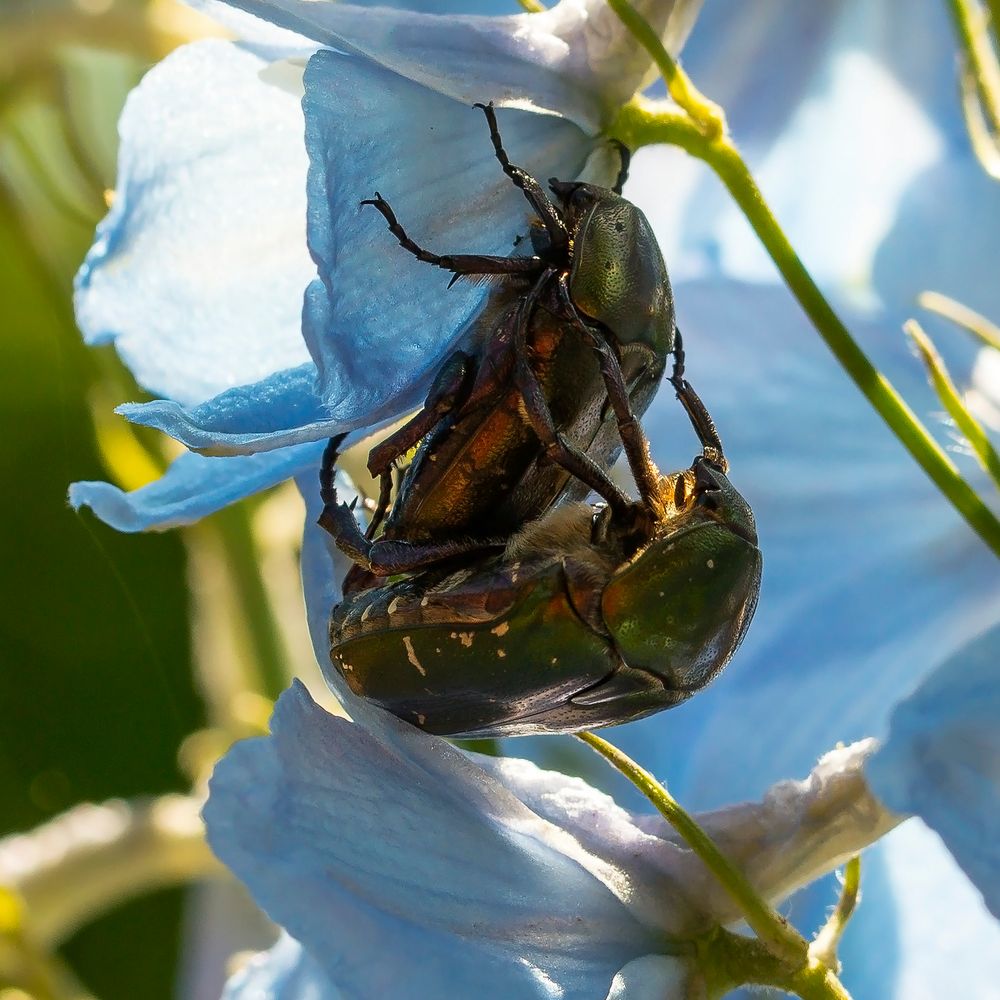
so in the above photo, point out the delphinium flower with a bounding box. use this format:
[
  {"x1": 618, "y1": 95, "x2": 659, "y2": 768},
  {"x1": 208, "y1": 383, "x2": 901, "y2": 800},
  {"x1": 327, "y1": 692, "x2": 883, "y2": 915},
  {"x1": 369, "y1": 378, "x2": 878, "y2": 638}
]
[{"x1": 68, "y1": 0, "x2": 1000, "y2": 996}]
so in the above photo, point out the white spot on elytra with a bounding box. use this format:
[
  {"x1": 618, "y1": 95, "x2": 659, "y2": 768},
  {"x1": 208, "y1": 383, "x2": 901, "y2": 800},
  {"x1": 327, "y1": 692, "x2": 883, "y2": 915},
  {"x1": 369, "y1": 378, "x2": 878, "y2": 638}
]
[
  {"x1": 402, "y1": 635, "x2": 426, "y2": 676},
  {"x1": 491, "y1": 623, "x2": 510, "y2": 637},
  {"x1": 706, "y1": 559, "x2": 715, "y2": 569},
  {"x1": 497, "y1": 648, "x2": 506, "y2": 658},
  {"x1": 456, "y1": 632, "x2": 474, "y2": 648}
]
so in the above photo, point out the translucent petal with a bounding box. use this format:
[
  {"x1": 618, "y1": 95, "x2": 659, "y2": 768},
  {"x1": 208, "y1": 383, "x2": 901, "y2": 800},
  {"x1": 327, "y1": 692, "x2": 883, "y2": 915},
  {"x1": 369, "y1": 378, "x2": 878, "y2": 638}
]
[
  {"x1": 213, "y1": 0, "x2": 701, "y2": 131},
  {"x1": 69, "y1": 440, "x2": 325, "y2": 532},
  {"x1": 117, "y1": 364, "x2": 338, "y2": 456},
  {"x1": 205, "y1": 683, "x2": 657, "y2": 999},
  {"x1": 867, "y1": 624, "x2": 1000, "y2": 920},
  {"x1": 75, "y1": 40, "x2": 314, "y2": 406},
  {"x1": 300, "y1": 50, "x2": 595, "y2": 426}
]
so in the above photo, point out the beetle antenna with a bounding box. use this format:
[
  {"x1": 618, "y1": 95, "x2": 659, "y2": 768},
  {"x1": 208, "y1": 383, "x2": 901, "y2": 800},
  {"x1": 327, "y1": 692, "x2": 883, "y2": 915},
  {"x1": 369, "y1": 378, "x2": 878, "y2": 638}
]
[{"x1": 610, "y1": 140, "x2": 632, "y2": 195}]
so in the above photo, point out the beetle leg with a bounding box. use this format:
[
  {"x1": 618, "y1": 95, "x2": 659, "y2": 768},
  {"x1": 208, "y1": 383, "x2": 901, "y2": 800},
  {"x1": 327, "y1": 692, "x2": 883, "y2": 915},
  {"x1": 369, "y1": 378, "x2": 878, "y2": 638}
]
[
  {"x1": 556, "y1": 276, "x2": 664, "y2": 513},
  {"x1": 362, "y1": 193, "x2": 545, "y2": 281},
  {"x1": 512, "y1": 271, "x2": 635, "y2": 520},
  {"x1": 365, "y1": 470, "x2": 394, "y2": 540},
  {"x1": 669, "y1": 329, "x2": 728, "y2": 471},
  {"x1": 474, "y1": 102, "x2": 570, "y2": 254},
  {"x1": 609, "y1": 140, "x2": 632, "y2": 195},
  {"x1": 365, "y1": 536, "x2": 506, "y2": 576},
  {"x1": 318, "y1": 436, "x2": 378, "y2": 565},
  {"x1": 367, "y1": 351, "x2": 476, "y2": 480}
]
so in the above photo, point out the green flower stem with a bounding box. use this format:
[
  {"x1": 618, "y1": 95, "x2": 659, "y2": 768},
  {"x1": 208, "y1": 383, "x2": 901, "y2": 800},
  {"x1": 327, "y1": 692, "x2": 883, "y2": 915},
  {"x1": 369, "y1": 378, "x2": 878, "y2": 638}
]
[
  {"x1": 603, "y1": 0, "x2": 725, "y2": 139},
  {"x1": 905, "y1": 320, "x2": 1000, "y2": 490},
  {"x1": 947, "y1": 0, "x2": 1000, "y2": 138},
  {"x1": 576, "y1": 731, "x2": 807, "y2": 964},
  {"x1": 611, "y1": 97, "x2": 1000, "y2": 560},
  {"x1": 919, "y1": 290, "x2": 1000, "y2": 351},
  {"x1": 702, "y1": 929, "x2": 852, "y2": 1000},
  {"x1": 809, "y1": 856, "x2": 861, "y2": 970}
]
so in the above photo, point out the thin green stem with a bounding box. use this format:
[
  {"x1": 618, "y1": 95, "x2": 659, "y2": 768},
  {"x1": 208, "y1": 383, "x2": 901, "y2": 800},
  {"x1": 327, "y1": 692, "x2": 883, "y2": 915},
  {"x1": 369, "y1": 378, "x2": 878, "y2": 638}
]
[
  {"x1": 612, "y1": 98, "x2": 1000, "y2": 559},
  {"x1": 603, "y1": 0, "x2": 724, "y2": 138},
  {"x1": 947, "y1": 0, "x2": 1000, "y2": 137},
  {"x1": 958, "y1": 63, "x2": 1000, "y2": 179},
  {"x1": 919, "y1": 290, "x2": 1000, "y2": 351},
  {"x1": 906, "y1": 320, "x2": 1000, "y2": 490},
  {"x1": 810, "y1": 857, "x2": 861, "y2": 970},
  {"x1": 576, "y1": 731, "x2": 807, "y2": 964}
]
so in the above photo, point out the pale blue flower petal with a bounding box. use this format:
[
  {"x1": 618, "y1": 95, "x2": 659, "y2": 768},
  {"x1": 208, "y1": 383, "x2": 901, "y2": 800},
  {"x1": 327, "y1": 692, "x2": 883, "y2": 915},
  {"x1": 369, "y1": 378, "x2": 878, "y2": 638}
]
[
  {"x1": 75, "y1": 39, "x2": 314, "y2": 406},
  {"x1": 69, "y1": 440, "x2": 325, "y2": 532},
  {"x1": 117, "y1": 364, "x2": 339, "y2": 455},
  {"x1": 866, "y1": 624, "x2": 1000, "y2": 919},
  {"x1": 300, "y1": 49, "x2": 597, "y2": 426},
  {"x1": 223, "y1": 933, "x2": 341, "y2": 1000},
  {"x1": 211, "y1": 0, "x2": 700, "y2": 131},
  {"x1": 205, "y1": 683, "x2": 660, "y2": 1000}
]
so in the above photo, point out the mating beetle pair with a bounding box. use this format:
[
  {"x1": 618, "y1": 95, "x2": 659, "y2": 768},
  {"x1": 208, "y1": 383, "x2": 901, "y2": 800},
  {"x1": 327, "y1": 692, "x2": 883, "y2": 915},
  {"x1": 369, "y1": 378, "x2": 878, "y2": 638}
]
[{"x1": 320, "y1": 104, "x2": 762, "y2": 736}]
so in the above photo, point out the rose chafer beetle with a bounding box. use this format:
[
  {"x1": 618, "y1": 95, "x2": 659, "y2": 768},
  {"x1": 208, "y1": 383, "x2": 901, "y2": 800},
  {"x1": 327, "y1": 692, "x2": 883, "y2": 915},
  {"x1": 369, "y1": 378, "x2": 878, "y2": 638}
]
[
  {"x1": 321, "y1": 103, "x2": 676, "y2": 580},
  {"x1": 327, "y1": 382, "x2": 762, "y2": 737}
]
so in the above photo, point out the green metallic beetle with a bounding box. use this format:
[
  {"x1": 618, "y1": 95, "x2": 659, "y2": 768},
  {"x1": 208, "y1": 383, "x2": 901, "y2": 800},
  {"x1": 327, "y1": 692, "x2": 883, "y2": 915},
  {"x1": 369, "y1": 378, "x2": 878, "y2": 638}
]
[
  {"x1": 320, "y1": 103, "x2": 676, "y2": 581},
  {"x1": 328, "y1": 453, "x2": 761, "y2": 737}
]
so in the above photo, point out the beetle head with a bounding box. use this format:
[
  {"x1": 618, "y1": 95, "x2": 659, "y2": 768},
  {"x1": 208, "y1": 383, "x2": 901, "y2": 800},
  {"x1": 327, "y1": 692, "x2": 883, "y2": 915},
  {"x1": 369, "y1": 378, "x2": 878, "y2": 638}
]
[
  {"x1": 600, "y1": 461, "x2": 761, "y2": 698},
  {"x1": 549, "y1": 180, "x2": 675, "y2": 356}
]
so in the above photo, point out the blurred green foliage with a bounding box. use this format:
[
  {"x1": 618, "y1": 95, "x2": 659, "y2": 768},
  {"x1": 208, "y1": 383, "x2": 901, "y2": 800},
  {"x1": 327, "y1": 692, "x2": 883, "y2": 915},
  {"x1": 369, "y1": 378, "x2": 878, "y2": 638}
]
[{"x1": 1, "y1": 4, "x2": 207, "y2": 995}]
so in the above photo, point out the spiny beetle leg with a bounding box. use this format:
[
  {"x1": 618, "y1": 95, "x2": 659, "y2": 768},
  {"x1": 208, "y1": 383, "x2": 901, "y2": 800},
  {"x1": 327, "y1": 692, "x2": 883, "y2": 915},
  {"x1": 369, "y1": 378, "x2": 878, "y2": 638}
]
[
  {"x1": 318, "y1": 436, "x2": 376, "y2": 565},
  {"x1": 319, "y1": 434, "x2": 347, "y2": 512},
  {"x1": 669, "y1": 329, "x2": 727, "y2": 471},
  {"x1": 361, "y1": 193, "x2": 545, "y2": 280},
  {"x1": 511, "y1": 270, "x2": 634, "y2": 520},
  {"x1": 556, "y1": 275, "x2": 662, "y2": 513},
  {"x1": 367, "y1": 351, "x2": 476, "y2": 480},
  {"x1": 474, "y1": 101, "x2": 569, "y2": 254}
]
